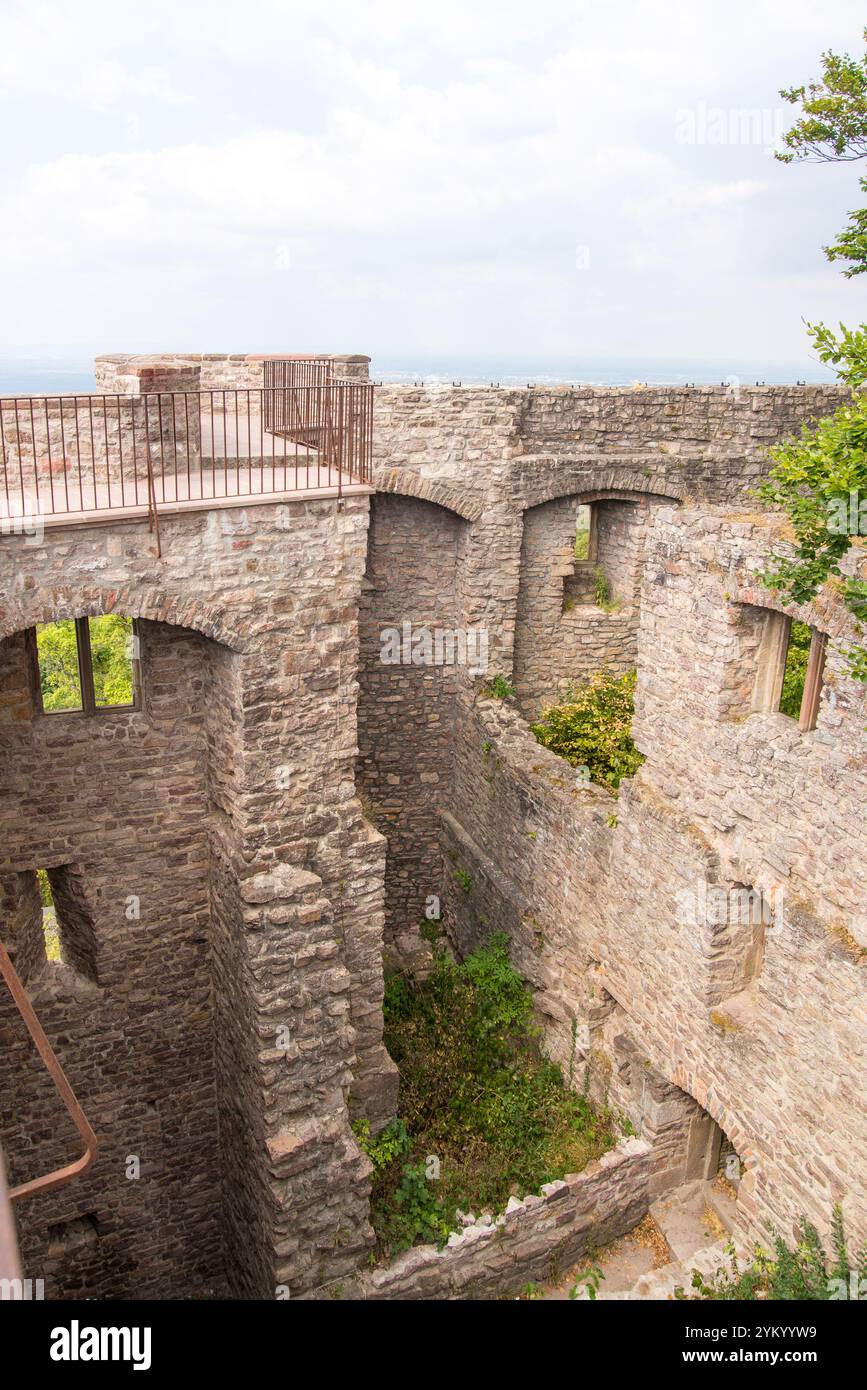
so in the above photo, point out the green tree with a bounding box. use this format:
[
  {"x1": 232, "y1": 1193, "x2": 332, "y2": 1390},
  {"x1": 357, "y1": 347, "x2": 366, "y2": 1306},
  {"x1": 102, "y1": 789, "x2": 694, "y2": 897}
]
[
  {"x1": 36, "y1": 621, "x2": 82, "y2": 711},
  {"x1": 779, "y1": 620, "x2": 813, "y2": 718},
  {"x1": 757, "y1": 326, "x2": 867, "y2": 682},
  {"x1": 777, "y1": 29, "x2": 867, "y2": 277},
  {"x1": 35, "y1": 616, "x2": 134, "y2": 711},
  {"x1": 765, "y1": 34, "x2": 867, "y2": 680},
  {"x1": 89, "y1": 615, "x2": 134, "y2": 706}
]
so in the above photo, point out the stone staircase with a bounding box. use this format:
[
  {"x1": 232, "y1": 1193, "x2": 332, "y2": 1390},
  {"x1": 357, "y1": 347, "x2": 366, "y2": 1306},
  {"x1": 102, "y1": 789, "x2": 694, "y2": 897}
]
[{"x1": 581, "y1": 1179, "x2": 738, "y2": 1300}]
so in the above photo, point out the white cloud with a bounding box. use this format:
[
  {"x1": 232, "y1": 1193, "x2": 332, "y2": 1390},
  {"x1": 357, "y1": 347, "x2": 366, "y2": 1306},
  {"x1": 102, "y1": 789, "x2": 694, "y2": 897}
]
[{"x1": 0, "y1": 0, "x2": 862, "y2": 359}]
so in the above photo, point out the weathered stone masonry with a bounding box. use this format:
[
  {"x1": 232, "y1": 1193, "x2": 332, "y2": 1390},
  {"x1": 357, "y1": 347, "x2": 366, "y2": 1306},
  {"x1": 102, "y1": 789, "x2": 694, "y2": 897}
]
[
  {"x1": 0, "y1": 492, "x2": 395, "y2": 1298},
  {"x1": 363, "y1": 379, "x2": 867, "y2": 1259},
  {"x1": 2, "y1": 361, "x2": 864, "y2": 1299}
]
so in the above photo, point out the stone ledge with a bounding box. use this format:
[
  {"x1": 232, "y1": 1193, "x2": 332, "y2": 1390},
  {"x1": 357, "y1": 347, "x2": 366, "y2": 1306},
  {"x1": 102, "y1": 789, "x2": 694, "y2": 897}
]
[{"x1": 305, "y1": 1136, "x2": 651, "y2": 1300}]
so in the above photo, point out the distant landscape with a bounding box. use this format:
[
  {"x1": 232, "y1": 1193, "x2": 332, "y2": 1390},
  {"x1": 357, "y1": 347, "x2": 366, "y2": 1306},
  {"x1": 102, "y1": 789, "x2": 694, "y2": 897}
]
[{"x1": 0, "y1": 352, "x2": 839, "y2": 396}]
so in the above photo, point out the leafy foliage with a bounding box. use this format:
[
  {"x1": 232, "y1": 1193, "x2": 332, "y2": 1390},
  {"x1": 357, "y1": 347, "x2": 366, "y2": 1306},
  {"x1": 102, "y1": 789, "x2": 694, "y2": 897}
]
[
  {"x1": 777, "y1": 29, "x2": 867, "y2": 276},
  {"x1": 768, "y1": 40, "x2": 867, "y2": 675},
  {"x1": 367, "y1": 934, "x2": 614, "y2": 1258},
  {"x1": 453, "y1": 866, "x2": 473, "y2": 894},
  {"x1": 691, "y1": 1207, "x2": 867, "y2": 1301},
  {"x1": 37, "y1": 868, "x2": 53, "y2": 908},
  {"x1": 37, "y1": 869, "x2": 62, "y2": 962},
  {"x1": 593, "y1": 566, "x2": 617, "y2": 610},
  {"x1": 35, "y1": 620, "x2": 83, "y2": 711},
  {"x1": 531, "y1": 670, "x2": 645, "y2": 792},
  {"x1": 779, "y1": 620, "x2": 812, "y2": 718},
  {"x1": 482, "y1": 674, "x2": 517, "y2": 700},
  {"x1": 569, "y1": 1264, "x2": 604, "y2": 1300},
  {"x1": 756, "y1": 325, "x2": 867, "y2": 680},
  {"x1": 36, "y1": 616, "x2": 134, "y2": 711},
  {"x1": 809, "y1": 319, "x2": 867, "y2": 388},
  {"x1": 89, "y1": 616, "x2": 135, "y2": 707}
]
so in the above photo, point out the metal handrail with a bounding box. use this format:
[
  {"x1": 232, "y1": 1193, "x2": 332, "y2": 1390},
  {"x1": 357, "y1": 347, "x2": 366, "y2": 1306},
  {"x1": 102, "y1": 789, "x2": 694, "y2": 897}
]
[
  {"x1": 0, "y1": 938, "x2": 98, "y2": 1201},
  {"x1": 0, "y1": 377, "x2": 373, "y2": 523}
]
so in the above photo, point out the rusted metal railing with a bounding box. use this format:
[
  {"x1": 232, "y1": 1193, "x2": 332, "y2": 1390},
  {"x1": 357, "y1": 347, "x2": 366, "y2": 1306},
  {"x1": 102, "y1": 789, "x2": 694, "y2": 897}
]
[
  {"x1": 263, "y1": 356, "x2": 333, "y2": 437},
  {"x1": 0, "y1": 938, "x2": 97, "y2": 1202},
  {"x1": 0, "y1": 370, "x2": 373, "y2": 524}
]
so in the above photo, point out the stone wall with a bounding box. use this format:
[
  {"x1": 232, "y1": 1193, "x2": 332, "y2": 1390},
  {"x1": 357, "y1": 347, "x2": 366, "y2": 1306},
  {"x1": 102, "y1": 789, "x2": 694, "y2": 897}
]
[
  {"x1": 311, "y1": 1136, "x2": 651, "y2": 1300},
  {"x1": 359, "y1": 381, "x2": 866, "y2": 1258},
  {"x1": 95, "y1": 354, "x2": 371, "y2": 392},
  {"x1": 433, "y1": 505, "x2": 866, "y2": 1253},
  {"x1": 3, "y1": 357, "x2": 863, "y2": 1299},
  {"x1": 0, "y1": 619, "x2": 221, "y2": 1298},
  {"x1": 372, "y1": 383, "x2": 844, "y2": 503},
  {"x1": 357, "y1": 493, "x2": 469, "y2": 965},
  {"x1": 0, "y1": 489, "x2": 394, "y2": 1299}
]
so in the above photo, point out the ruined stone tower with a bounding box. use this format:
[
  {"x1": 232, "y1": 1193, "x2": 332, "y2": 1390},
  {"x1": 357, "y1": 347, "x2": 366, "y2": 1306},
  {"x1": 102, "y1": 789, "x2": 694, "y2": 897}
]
[{"x1": 1, "y1": 354, "x2": 863, "y2": 1299}]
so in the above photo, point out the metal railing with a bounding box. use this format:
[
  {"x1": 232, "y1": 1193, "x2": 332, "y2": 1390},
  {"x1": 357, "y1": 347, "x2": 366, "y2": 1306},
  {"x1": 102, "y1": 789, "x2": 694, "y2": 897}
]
[
  {"x1": 0, "y1": 367, "x2": 373, "y2": 525},
  {"x1": 0, "y1": 937, "x2": 97, "y2": 1203},
  {"x1": 263, "y1": 356, "x2": 333, "y2": 437}
]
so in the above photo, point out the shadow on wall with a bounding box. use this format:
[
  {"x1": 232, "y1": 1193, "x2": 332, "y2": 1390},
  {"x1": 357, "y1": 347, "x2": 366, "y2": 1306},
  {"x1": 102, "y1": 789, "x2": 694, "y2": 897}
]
[{"x1": 357, "y1": 492, "x2": 471, "y2": 969}]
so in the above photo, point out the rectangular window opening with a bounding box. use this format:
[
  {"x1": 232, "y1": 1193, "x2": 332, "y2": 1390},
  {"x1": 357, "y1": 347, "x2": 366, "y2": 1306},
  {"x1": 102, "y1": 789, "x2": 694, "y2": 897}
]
[
  {"x1": 29, "y1": 616, "x2": 140, "y2": 716},
  {"x1": 37, "y1": 868, "x2": 62, "y2": 964},
  {"x1": 779, "y1": 620, "x2": 812, "y2": 720},
  {"x1": 89, "y1": 615, "x2": 138, "y2": 709},
  {"x1": 32, "y1": 618, "x2": 83, "y2": 712},
  {"x1": 573, "y1": 503, "x2": 596, "y2": 562},
  {"x1": 34, "y1": 865, "x2": 98, "y2": 983},
  {"x1": 752, "y1": 611, "x2": 827, "y2": 733}
]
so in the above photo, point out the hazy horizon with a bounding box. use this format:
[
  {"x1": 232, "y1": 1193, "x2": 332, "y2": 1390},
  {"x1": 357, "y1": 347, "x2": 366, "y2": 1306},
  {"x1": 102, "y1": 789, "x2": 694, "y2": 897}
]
[{"x1": 0, "y1": 348, "x2": 840, "y2": 396}]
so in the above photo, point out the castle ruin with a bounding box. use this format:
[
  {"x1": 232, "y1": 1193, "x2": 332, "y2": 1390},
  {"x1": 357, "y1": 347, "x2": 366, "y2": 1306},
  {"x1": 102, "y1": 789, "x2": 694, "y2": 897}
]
[{"x1": 0, "y1": 354, "x2": 863, "y2": 1299}]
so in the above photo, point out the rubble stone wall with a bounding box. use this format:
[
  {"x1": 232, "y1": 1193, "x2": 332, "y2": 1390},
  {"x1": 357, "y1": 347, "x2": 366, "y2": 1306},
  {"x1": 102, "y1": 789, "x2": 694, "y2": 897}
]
[
  {"x1": 359, "y1": 382, "x2": 866, "y2": 1257},
  {"x1": 2, "y1": 360, "x2": 863, "y2": 1300},
  {"x1": 312, "y1": 1137, "x2": 651, "y2": 1301},
  {"x1": 0, "y1": 490, "x2": 392, "y2": 1299}
]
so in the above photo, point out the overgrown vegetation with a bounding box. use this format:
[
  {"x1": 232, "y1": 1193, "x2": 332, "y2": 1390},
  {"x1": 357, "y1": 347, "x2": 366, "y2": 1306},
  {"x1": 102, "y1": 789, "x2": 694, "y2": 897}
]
[
  {"x1": 531, "y1": 670, "x2": 645, "y2": 792},
  {"x1": 779, "y1": 620, "x2": 812, "y2": 718},
  {"x1": 686, "y1": 1207, "x2": 867, "y2": 1301},
  {"x1": 756, "y1": 332, "x2": 867, "y2": 684},
  {"x1": 358, "y1": 933, "x2": 614, "y2": 1259},
  {"x1": 482, "y1": 674, "x2": 516, "y2": 700},
  {"x1": 763, "y1": 34, "x2": 867, "y2": 681},
  {"x1": 453, "y1": 866, "x2": 473, "y2": 894},
  {"x1": 592, "y1": 567, "x2": 620, "y2": 612}
]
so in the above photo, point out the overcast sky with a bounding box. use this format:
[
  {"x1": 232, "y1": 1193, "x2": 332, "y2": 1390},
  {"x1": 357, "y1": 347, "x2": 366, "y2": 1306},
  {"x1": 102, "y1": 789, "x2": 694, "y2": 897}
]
[{"x1": 0, "y1": 0, "x2": 864, "y2": 365}]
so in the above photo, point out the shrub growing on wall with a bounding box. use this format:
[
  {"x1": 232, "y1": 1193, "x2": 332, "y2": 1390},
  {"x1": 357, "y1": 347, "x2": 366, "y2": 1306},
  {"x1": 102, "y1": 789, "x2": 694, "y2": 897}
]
[{"x1": 530, "y1": 670, "x2": 645, "y2": 791}]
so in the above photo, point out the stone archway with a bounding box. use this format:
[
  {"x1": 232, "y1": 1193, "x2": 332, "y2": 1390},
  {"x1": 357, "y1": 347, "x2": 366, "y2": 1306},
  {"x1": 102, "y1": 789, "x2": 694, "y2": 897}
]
[
  {"x1": 513, "y1": 487, "x2": 676, "y2": 718},
  {"x1": 0, "y1": 612, "x2": 247, "y2": 1299}
]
